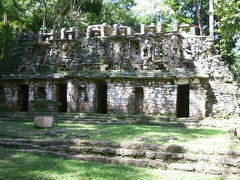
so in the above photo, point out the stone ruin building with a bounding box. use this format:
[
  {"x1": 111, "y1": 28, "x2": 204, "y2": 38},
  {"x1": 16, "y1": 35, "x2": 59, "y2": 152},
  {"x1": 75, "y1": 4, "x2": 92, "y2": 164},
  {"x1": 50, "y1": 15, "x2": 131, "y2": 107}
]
[{"x1": 2, "y1": 22, "x2": 240, "y2": 119}]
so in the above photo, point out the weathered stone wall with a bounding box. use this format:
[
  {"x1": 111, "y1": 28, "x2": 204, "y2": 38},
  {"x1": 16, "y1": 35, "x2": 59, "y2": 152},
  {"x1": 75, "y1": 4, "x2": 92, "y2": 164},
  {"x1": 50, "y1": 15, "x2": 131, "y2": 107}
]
[
  {"x1": 206, "y1": 79, "x2": 239, "y2": 118},
  {"x1": 185, "y1": 36, "x2": 240, "y2": 118},
  {"x1": 64, "y1": 80, "x2": 96, "y2": 113},
  {"x1": 143, "y1": 82, "x2": 177, "y2": 115},
  {"x1": 4, "y1": 84, "x2": 18, "y2": 111},
  {"x1": 189, "y1": 83, "x2": 207, "y2": 118},
  {"x1": 107, "y1": 80, "x2": 135, "y2": 114}
]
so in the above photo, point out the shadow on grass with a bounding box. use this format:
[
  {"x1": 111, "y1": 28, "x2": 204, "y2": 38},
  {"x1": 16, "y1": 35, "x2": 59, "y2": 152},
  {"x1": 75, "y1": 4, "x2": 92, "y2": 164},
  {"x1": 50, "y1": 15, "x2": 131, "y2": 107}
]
[{"x1": 0, "y1": 148, "x2": 155, "y2": 180}]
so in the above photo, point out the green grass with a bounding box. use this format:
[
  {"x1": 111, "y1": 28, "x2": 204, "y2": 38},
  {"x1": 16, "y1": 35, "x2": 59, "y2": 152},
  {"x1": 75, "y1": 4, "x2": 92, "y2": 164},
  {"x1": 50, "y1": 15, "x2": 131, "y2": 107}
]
[
  {"x1": 0, "y1": 148, "x2": 235, "y2": 180},
  {"x1": 0, "y1": 121, "x2": 227, "y2": 145}
]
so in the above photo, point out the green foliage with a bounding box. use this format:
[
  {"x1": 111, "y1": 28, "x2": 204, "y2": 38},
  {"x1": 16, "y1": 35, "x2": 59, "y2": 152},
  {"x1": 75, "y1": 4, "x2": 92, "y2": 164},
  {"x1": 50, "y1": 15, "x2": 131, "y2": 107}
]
[
  {"x1": 164, "y1": 0, "x2": 209, "y2": 34},
  {"x1": 215, "y1": 0, "x2": 240, "y2": 72},
  {"x1": 101, "y1": 0, "x2": 139, "y2": 30}
]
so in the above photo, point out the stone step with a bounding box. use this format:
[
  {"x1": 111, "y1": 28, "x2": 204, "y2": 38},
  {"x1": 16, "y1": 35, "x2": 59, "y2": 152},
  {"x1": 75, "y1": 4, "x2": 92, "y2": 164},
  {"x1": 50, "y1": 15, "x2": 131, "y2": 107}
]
[
  {"x1": 4, "y1": 148, "x2": 240, "y2": 176},
  {"x1": 0, "y1": 112, "x2": 199, "y2": 122},
  {"x1": 57, "y1": 120, "x2": 188, "y2": 126},
  {"x1": 2, "y1": 140, "x2": 238, "y2": 168},
  {"x1": 0, "y1": 141, "x2": 185, "y2": 161},
  {"x1": 2, "y1": 137, "x2": 239, "y2": 157},
  {"x1": 185, "y1": 153, "x2": 240, "y2": 167},
  {"x1": 0, "y1": 138, "x2": 239, "y2": 168},
  {"x1": 0, "y1": 112, "x2": 154, "y2": 118},
  {"x1": 0, "y1": 138, "x2": 169, "y2": 151},
  {"x1": 0, "y1": 117, "x2": 198, "y2": 127}
]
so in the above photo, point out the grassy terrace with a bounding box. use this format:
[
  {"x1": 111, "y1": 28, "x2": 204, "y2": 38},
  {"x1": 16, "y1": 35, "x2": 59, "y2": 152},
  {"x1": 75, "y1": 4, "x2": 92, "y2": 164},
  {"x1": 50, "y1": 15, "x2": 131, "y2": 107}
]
[
  {"x1": 0, "y1": 120, "x2": 239, "y2": 151},
  {"x1": 0, "y1": 121, "x2": 228, "y2": 144},
  {"x1": 0, "y1": 148, "x2": 236, "y2": 180}
]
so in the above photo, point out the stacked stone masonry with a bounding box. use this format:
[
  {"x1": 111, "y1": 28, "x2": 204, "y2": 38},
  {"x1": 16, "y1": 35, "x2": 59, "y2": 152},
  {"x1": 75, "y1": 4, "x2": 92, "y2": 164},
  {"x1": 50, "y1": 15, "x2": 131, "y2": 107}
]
[{"x1": 3, "y1": 22, "x2": 240, "y2": 118}]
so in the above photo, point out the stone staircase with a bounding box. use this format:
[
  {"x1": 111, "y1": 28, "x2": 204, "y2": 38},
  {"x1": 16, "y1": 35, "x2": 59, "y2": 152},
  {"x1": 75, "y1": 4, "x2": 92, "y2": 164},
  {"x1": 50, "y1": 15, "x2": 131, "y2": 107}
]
[
  {"x1": 0, "y1": 138, "x2": 239, "y2": 176},
  {"x1": 0, "y1": 112, "x2": 200, "y2": 126}
]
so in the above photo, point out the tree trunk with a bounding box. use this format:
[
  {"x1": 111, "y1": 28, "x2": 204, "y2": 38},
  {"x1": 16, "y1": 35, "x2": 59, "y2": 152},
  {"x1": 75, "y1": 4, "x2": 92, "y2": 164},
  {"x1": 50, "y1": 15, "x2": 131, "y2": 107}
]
[
  {"x1": 193, "y1": 0, "x2": 203, "y2": 35},
  {"x1": 43, "y1": 0, "x2": 47, "y2": 31},
  {"x1": 1, "y1": 13, "x2": 8, "y2": 59},
  {"x1": 209, "y1": 0, "x2": 214, "y2": 37}
]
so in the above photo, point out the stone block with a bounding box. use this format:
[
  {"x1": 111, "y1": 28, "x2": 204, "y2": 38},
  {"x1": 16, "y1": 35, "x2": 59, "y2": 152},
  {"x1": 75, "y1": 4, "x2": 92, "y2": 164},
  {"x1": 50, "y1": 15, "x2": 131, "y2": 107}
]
[
  {"x1": 148, "y1": 160, "x2": 167, "y2": 169},
  {"x1": 146, "y1": 151, "x2": 157, "y2": 159},
  {"x1": 168, "y1": 163, "x2": 194, "y2": 171},
  {"x1": 124, "y1": 159, "x2": 148, "y2": 167},
  {"x1": 34, "y1": 116, "x2": 53, "y2": 128}
]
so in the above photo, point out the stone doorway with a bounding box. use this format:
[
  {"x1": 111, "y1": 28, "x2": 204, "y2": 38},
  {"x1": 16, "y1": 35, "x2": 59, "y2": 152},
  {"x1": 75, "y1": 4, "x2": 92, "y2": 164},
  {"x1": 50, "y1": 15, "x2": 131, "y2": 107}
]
[
  {"x1": 177, "y1": 84, "x2": 189, "y2": 117},
  {"x1": 56, "y1": 84, "x2": 67, "y2": 112},
  {"x1": 96, "y1": 81, "x2": 107, "y2": 114},
  {"x1": 134, "y1": 87, "x2": 144, "y2": 114},
  {"x1": 18, "y1": 85, "x2": 29, "y2": 111}
]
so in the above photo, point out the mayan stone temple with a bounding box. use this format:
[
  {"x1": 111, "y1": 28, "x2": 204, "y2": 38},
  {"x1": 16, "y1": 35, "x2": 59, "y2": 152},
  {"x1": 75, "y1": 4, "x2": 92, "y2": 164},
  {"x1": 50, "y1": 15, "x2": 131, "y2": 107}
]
[{"x1": 2, "y1": 22, "x2": 240, "y2": 119}]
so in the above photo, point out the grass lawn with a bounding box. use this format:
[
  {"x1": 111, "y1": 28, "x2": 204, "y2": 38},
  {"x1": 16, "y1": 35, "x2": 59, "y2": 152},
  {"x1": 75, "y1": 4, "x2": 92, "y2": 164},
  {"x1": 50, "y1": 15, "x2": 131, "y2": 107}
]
[
  {"x1": 1, "y1": 120, "x2": 239, "y2": 151},
  {"x1": 0, "y1": 148, "x2": 236, "y2": 180},
  {"x1": 0, "y1": 121, "x2": 228, "y2": 144}
]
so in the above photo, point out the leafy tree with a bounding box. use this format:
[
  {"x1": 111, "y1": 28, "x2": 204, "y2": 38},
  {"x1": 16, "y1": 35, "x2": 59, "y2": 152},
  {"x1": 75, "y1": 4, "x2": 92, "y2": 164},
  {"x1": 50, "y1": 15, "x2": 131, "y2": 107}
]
[
  {"x1": 214, "y1": 0, "x2": 240, "y2": 69},
  {"x1": 30, "y1": 0, "x2": 103, "y2": 31},
  {"x1": 100, "y1": 0, "x2": 139, "y2": 30},
  {"x1": 0, "y1": 0, "x2": 32, "y2": 60},
  {"x1": 164, "y1": 0, "x2": 210, "y2": 35}
]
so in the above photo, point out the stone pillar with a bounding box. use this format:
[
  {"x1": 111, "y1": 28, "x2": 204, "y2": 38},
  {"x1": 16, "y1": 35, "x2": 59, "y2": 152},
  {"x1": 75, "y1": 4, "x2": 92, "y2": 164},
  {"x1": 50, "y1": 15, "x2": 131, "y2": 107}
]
[
  {"x1": 67, "y1": 81, "x2": 77, "y2": 112},
  {"x1": 172, "y1": 22, "x2": 179, "y2": 32},
  {"x1": 49, "y1": 29, "x2": 54, "y2": 40},
  {"x1": 61, "y1": 28, "x2": 66, "y2": 39},
  {"x1": 140, "y1": 24, "x2": 147, "y2": 35},
  {"x1": 28, "y1": 83, "x2": 34, "y2": 101},
  {"x1": 157, "y1": 22, "x2": 164, "y2": 33},
  {"x1": 69, "y1": 27, "x2": 75, "y2": 39},
  {"x1": 86, "y1": 26, "x2": 92, "y2": 39},
  {"x1": 100, "y1": 24, "x2": 106, "y2": 37},
  {"x1": 74, "y1": 27, "x2": 80, "y2": 39},
  {"x1": 4, "y1": 86, "x2": 18, "y2": 111},
  {"x1": 112, "y1": 24, "x2": 119, "y2": 35},
  {"x1": 190, "y1": 27, "x2": 196, "y2": 36},
  {"x1": 86, "y1": 83, "x2": 96, "y2": 113},
  {"x1": 45, "y1": 82, "x2": 53, "y2": 100},
  {"x1": 127, "y1": 27, "x2": 132, "y2": 35},
  {"x1": 38, "y1": 31, "x2": 43, "y2": 43}
]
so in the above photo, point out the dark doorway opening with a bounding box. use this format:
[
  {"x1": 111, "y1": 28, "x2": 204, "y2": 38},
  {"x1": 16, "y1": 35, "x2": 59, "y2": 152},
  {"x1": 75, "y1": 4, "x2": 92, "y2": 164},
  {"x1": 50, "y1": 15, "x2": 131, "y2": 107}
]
[
  {"x1": 96, "y1": 81, "x2": 107, "y2": 114},
  {"x1": 135, "y1": 87, "x2": 144, "y2": 114},
  {"x1": 56, "y1": 84, "x2": 67, "y2": 112},
  {"x1": 177, "y1": 84, "x2": 189, "y2": 117},
  {"x1": 37, "y1": 87, "x2": 46, "y2": 99},
  {"x1": 18, "y1": 85, "x2": 29, "y2": 111}
]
